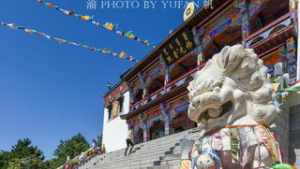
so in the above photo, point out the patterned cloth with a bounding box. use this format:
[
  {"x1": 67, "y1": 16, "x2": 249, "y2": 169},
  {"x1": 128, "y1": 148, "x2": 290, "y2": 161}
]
[
  {"x1": 187, "y1": 125, "x2": 282, "y2": 169},
  {"x1": 179, "y1": 160, "x2": 192, "y2": 169}
]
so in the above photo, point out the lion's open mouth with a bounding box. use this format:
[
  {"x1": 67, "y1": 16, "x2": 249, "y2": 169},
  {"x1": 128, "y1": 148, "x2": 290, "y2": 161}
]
[{"x1": 197, "y1": 101, "x2": 233, "y2": 123}]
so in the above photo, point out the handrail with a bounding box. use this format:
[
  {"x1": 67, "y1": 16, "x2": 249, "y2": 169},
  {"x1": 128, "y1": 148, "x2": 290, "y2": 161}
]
[
  {"x1": 245, "y1": 12, "x2": 291, "y2": 41},
  {"x1": 258, "y1": 43, "x2": 285, "y2": 59},
  {"x1": 251, "y1": 25, "x2": 293, "y2": 49}
]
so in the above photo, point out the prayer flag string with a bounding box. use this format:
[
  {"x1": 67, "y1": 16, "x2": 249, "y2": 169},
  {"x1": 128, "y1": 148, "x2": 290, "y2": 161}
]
[
  {"x1": 36, "y1": 0, "x2": 154, "y2": 48},
  {"x1": 0, "y1": 21, "x2": 137, "y2": 62}
]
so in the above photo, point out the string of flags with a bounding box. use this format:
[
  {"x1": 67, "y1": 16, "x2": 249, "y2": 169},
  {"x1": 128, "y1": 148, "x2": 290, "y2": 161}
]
[
  {"x1": 0, "y1": 21, "x2": 137, "y2": 62},
  {"x1": 36, "y1": 0, "x2": 154, "y2": 48}
]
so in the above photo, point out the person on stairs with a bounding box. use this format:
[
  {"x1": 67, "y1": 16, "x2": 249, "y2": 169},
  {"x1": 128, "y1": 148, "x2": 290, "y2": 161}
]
[{"x1": 124, "y1": 128, "x2": 134, "y2": 156}]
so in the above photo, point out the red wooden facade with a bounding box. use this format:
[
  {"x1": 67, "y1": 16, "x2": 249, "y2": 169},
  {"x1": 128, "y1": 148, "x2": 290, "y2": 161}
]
[{"x1": 105, "y1": 0, "x2": 298, "y2": 143}]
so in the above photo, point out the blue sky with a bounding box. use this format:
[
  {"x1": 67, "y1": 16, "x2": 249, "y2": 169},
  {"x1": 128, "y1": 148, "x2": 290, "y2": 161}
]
[{"x1": 0, "y1": 0, "x2": 201, "y2": 159}]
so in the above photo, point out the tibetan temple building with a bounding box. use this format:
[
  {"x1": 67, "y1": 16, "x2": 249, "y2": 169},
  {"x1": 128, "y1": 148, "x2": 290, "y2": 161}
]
[{"x1": 102, "y1": 0, "x2": 299, "y2": 153}]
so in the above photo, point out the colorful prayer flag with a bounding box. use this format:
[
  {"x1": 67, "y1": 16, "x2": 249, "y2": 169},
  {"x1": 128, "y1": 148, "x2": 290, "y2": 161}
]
[
  {"x1": 46, "y1": 2, "x2": 56, "y2": 8},
  {"x1": 80, "y1": 15, "x2": 92, "y2": 21},
  {"x1": 59, "y1": 8, "x2": 74, "y2": 16},
  {"x1": 0, "y1": 21, "x2": 137, "y2": 62},
  {"x1": 53, "y1": 37, "x2": 67, "y2": 44},
  {"x1": 103, "y1": 22, "x2": 115, "y2": 31},
  {"x1": 36, "y1": 0, "x2": 154, "y2": 47},
  {"x1": 92, "y1": 21, "x2": 100, "y2": 26},
  {"x1": 125, "y1": 31, "x2": 136, "y2": 40},
  {"x1": 119, "y1": 51, "x2": 127, "y2": 59},
  {"x1": 7, "y1": 23, "x2": 17, "y2": 29},
  {"x1": 24, "y1": 29, "x2": 37, "y2": 34}
]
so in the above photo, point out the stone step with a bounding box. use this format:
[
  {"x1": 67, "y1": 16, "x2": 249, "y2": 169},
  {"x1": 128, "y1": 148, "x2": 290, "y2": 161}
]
[{"x1": 78, "y1": 129, "x2": 198, "y2": 169}]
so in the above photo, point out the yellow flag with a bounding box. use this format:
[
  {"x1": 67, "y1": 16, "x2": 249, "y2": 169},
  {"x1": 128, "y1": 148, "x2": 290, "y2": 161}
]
[
  {"x1": 80, "y1": 15, "x2": 91, "y2": 21},
  {"x1": 104, "y1": 22, "x2": 115, "y2": 31}
]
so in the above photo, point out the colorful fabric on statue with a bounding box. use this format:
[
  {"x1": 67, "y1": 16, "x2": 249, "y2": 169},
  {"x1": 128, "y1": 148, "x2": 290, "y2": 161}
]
[
  {"x1": 272, "y1": 163, "x2": 293, "y2": 169},
  {"x1": 196, "y1": 153, "x2": 217, "y2": 169},
  {"x1": 211, "y1": 132, "x2": 223, "y2": 150},
  {"x1": 191, "y1": 157, "x2": 197, "y2": 169},
  {"x1": 179, "y1": 160, "x2": 191, "y2": 169},
  {"x1": 230, "y1": 128, "x2": 240, "y2": 163},
  {"x1": 189, "y1": 124, "x2": 282, "y2": 169},
  {"x1": 212, "y1": 128, "x2": 231, "y2": 151},
  {"x1": 191, "y1": 143, "x2": 200, "y2": 169},
  {"x1": 256, "y1": 125, "x2": 282, "y2": 162},
  {"x1": 202, "y1": 148, "x2": 222, "y2": 169}
]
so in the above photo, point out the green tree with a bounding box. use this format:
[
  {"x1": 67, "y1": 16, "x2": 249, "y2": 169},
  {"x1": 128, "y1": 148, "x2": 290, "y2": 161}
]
[
  {"x1": 7, "y1": 159, "x2": 21, "y2": 169},
  {"x1": 0, "y1": 138, "x2": 48, "y2": 169},
  {"x1": 49, "y1": 133, "x2": 90, "y2": 169},
  {"x1": 0, "y1": 151, "x2": 11, "y2": 168}
]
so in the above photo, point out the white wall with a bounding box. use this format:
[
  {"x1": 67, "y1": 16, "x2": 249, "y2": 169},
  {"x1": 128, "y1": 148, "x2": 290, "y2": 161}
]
[
  {"x1": 102, "y1": 91, "x2": 130, "y2": 152},
  {"x1": 122, "y1": 91, "x2": 130, "y2": 115}
]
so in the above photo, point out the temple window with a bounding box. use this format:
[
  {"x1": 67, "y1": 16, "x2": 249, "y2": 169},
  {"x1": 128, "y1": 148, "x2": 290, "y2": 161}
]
[
  {"x1": 133, "y1": 88, "x2": 143, "y2": 103},
  {"x1": 129, "y1": 79, "x2": 144, "y2": 104},
  {"x1": 249, "y1": 0, "x2": 289, "y2": 34},
  {"x1": 169, "y1": 55, "x2": 197, "y2": 83},
  {"x1": 118, "y1": 96, "x2": 124, "y2": 114},
  {"x1": 146, "y1": 75, "x2": 165, "y2": 96},
  {"x1": 107, "y1": 105, "x2": 113, "y2": 120},
  {"x1": 136, "y1": 89, "x2": 143, "y2": 101}
]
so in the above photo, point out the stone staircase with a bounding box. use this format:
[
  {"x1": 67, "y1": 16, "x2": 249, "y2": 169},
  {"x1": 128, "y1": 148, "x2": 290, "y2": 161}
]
[{"x1": 78, "y1": 129, "x2": 200, "y2": 169}]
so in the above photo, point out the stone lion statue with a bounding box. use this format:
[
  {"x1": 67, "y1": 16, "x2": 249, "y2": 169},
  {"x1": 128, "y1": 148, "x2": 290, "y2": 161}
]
[{"x1": 183, "y1": 45, "x2": 282, "y2": 169}]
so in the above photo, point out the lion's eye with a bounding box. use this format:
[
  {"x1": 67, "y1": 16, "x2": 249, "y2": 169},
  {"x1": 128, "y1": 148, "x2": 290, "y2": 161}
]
[
  {"x1": 214, "y1": 81, "x2": 223, "y2": 88},
  {"x1": 214, "y1": 87, "x2": 221, "y2": 92}
]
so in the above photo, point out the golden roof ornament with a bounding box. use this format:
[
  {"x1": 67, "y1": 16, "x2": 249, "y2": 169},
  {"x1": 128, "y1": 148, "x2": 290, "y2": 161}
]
[{"x1": 183, "y1": 1, "x2": 197, "y2": 21}]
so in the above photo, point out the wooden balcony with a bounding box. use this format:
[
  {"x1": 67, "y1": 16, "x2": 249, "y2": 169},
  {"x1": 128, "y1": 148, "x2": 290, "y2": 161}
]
[
  {"x1": 127, "y1": 62, "x2": 205, "y2": 117},
  {"x1": 246, "y1": 12, "x2": 294, "y2": 49}
]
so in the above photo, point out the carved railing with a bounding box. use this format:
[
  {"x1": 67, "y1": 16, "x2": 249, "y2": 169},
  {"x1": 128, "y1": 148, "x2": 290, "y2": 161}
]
[{"x1": 246, "y1": 12, "x2": 293, "y2": 47}]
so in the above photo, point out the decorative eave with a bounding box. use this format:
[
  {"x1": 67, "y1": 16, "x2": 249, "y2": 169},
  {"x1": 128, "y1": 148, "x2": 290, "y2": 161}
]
[
  {"x1": 104, "y1": 82, "x2": 128, "y2": 106},
  {"x1": 104, "y1": 81, "x2": 122, "y2": 97},
  {"x1": 121, "y1": 0, "x2": 232, "y2": 82}
]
